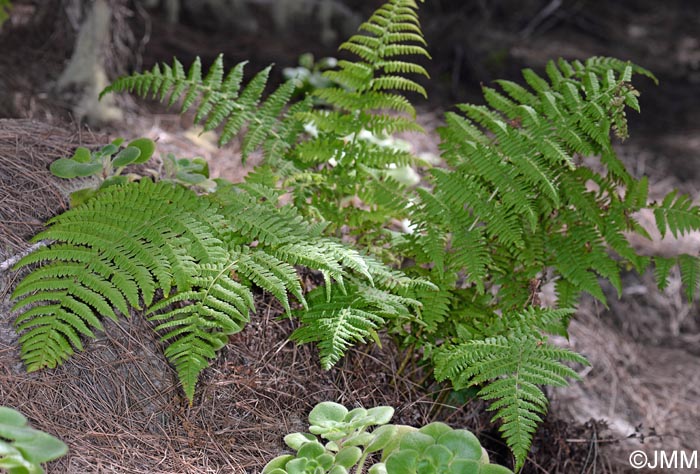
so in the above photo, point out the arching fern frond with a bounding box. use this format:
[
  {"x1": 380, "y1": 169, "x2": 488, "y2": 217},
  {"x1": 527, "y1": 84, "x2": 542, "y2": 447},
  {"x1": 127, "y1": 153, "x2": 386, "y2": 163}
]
[
  {"x1": 433, "y1": 332, "x2": 587, "y2": 471},
  {"x1": 12, "y1": 179, "x2": 424, "y2": 403},
  {"x1": 413, "y1": 56, "x2": 660, "y2": 307},
  {"x1": 291, "y1": 282, "x2": 422, "y2": 369},
  {"x1": 102, "y1": 55, "x2": 297, "y2": 159}
]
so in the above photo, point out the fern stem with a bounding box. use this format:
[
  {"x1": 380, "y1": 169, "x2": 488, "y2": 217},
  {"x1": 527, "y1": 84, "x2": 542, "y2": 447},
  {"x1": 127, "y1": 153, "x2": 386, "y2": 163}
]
[{"x1": 395, "y1": 343, "x2": 414, "y2": 378}]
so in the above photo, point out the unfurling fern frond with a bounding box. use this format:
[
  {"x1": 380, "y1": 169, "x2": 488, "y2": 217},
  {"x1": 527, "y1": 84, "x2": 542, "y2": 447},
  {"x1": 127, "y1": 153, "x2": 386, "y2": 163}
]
[
  {"x1": 434, "y1": 332, "x2": 587, "y2": 471},
  {"x1": 102, "y1": 55, "x2": 299, "y2": 159},
  {"x1": 12, "y1": 179, "x2": 423, "y2": 402}
]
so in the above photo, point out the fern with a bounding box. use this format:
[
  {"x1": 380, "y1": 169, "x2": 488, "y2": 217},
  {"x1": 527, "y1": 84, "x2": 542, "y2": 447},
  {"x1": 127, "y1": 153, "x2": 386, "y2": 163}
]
[
  {"x1": 434, "y1": 333, "x2": 587, "y2": 471},
  {"x1": 89, "y1": 1, "x2": 700, "y2": 469},
  {"x1": 0, "y1": 0, "x2": 10, "y2": 26},
  {"x1": 284, "y1": 0, "x2": 429, "y2": 237},
  {"x1": 12, "y1": 179, "x2": 424, "y2": 402},
  {"x1": 102, "y1": 55, "x2": 299, "y2": 160},
  {"x1": 395, "y1": 56, "x2": 700, "y2": 469},
  {"x1": 291, "y1": 280, "x2": 424, "y2": 369}
]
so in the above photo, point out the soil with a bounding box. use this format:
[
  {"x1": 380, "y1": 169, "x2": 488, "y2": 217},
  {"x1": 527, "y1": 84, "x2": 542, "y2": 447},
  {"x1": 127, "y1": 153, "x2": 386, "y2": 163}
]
[{"x1": 1, "y1": 1, "x2": 699, "y2": 473}]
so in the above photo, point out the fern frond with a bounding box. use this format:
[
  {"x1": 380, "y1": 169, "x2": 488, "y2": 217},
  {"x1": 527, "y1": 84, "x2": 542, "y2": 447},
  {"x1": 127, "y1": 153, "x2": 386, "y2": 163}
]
[
  {"x1": 653, "y1": 190, "x2": 700, "y2": 238},
  {"x1": 148, "y1": 262, "x2": 253, "y2": 400},
  {"x1": 12, "y1": 177, "x2": 421, "y2": 402},
  {"x1": 433, "y1": 334, "x2": 587, "y2": 470},
  {"x1": 292, "y1": 282, "x2": 420, "y2": 369},
  {"x1": 103, "y1": 55, "x2": 296, "y2": 159}
]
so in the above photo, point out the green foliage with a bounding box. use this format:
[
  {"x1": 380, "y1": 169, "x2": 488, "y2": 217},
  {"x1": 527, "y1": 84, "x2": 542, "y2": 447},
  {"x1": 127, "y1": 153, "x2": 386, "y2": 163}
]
[
  {"x1": 49, "y1": 137, "x2": 156, "y2": 205},
  {"x1": 433, "y1": 320, "x2": 587, "y2": 467},
  {"x1": 0, "y1": 0, "x2": 11, "y2": 26},
  {"x1": 12, "y1": 176, "x2": 423, "y2": 403},
  {"x1": 13, "y1": 0, "x2": 700, "y2": 470},
  {"x1": 104, "y1": 0, "x2": 430, "y2": 245},
  {"x1": 0, "y1": 406, "x2": 68, "y2": 474},
  {"x1": 395, "y1": 56, "x2": 700, "y2": 469},
  {"x1": 101, "y1": 54, "x2": 298, "y2": 161},
  {"x1": 263, "y1": 402, "x2": 513, "y2": 474},
  {"x1": 281, "y1": 0, "x2": 430, "y2": 240},
  {"x1": 283, "y1": 53, "x2": 339, "y2": 98}
]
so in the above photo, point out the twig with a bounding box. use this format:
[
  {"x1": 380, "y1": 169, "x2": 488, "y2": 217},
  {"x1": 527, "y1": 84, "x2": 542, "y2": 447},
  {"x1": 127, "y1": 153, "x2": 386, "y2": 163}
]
[{"x1": 0, "y1": 240, "x2": 51, "y2": 273}]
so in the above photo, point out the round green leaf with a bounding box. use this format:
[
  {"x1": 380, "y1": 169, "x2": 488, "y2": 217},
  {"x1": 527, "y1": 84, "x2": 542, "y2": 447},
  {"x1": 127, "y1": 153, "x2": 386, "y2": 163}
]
[
  {"x1": 328, "y1": 466, "x2": 349, "y2": 474},
  {"x1": 345, "y1": 408, "x2": 368, "y2": 422},
  {"x1": 368, "y1": 463, "x2": 388, "y2": 474},
  {"x1": 262, "y1": 454, "x2": 294, "y2": 473},
  {"x1": 50, "y1": 158, "x2": 101, "y2": 179},
  {"x1": 98, "y1": 143, "x2": 119, "y2": 157},
  {"x1": 309, "y1": 402, "x2": 348, "y2": 425},
  {"x1": 365, "y1": 425, "x2": 398, "y2": 453},
  {"x1": 318, "y1": 453, "x2": 335, "y2": 469},
  {"x1": 334, "y1": 446, "x2": 362, "y2": 468},
  {"x1": 297, "y1": 441, "x2": 326, "y2": 459},
  {"x1": 112, "y1": 146, "x2": 142, "y2": 168},
  {"x1": 128, "y1": 137, "x2": 156, "y2": 164},
  {"x1": 284, "y1": 433, "x2": 317, "y2": 451},
  {"x1": 385, "y1": 450, "x2": 419, "y2": 474},
  {"x1": 399, "y1": 431, "x2": 435, "y2": 453},
  {"x1": 437, "y1": 430, "x2": 482, "y2": 461},
  {"x1": 175, "y1": 170, "x2": 207, "y2": 184},
  {"x1": 0, "y1": 407, "x2": 27, "y2": 427},
  {"x1": 13, "y1": 432, "x2": 68, "y2": 464},
  {"x1": 71, "y1": 147, "x2": 92, "y2": 163},
  {"x1": 366, "y1": 406, "x2": 394, "y2": 425},
  {"x1": 285, "y1": 458, "x2": 308, "y2": 474},
  {"x1": 418, "y1": 422, "x2": 452, "y2": 440}
]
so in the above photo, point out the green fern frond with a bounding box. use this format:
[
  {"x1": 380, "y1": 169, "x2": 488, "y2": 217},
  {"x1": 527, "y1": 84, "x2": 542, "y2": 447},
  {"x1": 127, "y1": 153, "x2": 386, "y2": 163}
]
[
  {"x1": 653, "y1": 190, "x2": 700, "y2": 238},
  {"x1": 12, "y1": 178, "x2": 423, "y2": 402},
  {"x1": 103, "y1": 55, "x2": 295, "y2": 159},
  {"x1": 679, "y1": 254, "x2": 700, "y2": 302},
  {"x1": 433, "y1": 334, "x2": 587, "y2": 471},
  {"x1": 148, "y1": 262, "x2": 253, "y2": 401},
  {"x1": 292, "y1": 282, "x2": 421, "y2": 369}
]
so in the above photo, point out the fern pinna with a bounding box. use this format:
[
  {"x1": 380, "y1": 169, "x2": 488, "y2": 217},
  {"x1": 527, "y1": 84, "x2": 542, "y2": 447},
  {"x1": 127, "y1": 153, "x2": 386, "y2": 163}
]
[{"x1": 12, "y1": 179, "x2": 428, "y2": 402}]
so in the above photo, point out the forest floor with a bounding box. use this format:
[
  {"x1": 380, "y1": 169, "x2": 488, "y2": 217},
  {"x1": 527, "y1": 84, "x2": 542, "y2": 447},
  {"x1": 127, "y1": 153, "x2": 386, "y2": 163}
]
[{"x1": 1, "y1": 2, "x2": 700, "y2": 473}]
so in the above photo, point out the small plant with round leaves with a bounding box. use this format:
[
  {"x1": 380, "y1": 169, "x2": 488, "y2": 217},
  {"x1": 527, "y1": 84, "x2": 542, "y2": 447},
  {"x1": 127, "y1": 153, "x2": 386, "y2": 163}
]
[
  {"x1": 371, "y1": 422, "x2": 513, "y2": 474},
  {"x1": 49, "y1": 137, "x2": 155, "y2": 205},
  {"x1": 0, "y1": 406, "x2": 68, "y2": 474},
  {"x1": 161, "y1": 152, "x2": 217, "y2": 192},
  {"x1": 263, "y1": 402, "x2": 513, "y2": 474},
  {"x1": 263, "y1": 401, "x2": 395, "y2": 474}
]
